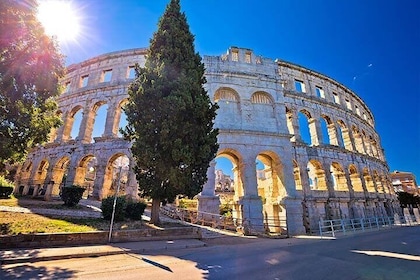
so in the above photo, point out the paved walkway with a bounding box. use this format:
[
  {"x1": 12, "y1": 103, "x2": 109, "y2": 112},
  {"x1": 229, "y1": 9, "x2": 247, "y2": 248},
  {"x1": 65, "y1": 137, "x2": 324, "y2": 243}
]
[
  {"x1": 0, "y1": 198, "x2": 245, "y2": 264},
  {"x1": 0, "y1": 239, "x2": 207, "y2": 265}
]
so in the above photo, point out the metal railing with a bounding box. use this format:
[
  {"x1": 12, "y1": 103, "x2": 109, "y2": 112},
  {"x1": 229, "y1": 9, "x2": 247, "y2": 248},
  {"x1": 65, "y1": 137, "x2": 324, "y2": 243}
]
[
  {"x1": 318, "y1": 215, "x2": 419, "y2": 237},
  {"x1": 160, "y1": 205, "x2": 287, "y2": 235}
]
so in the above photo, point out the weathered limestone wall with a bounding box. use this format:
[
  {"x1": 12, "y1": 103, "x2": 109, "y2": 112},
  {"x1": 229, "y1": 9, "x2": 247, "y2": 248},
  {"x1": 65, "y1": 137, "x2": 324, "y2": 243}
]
[{"x1": 16, "y1": 47, "x2": 397, "y2": 236}]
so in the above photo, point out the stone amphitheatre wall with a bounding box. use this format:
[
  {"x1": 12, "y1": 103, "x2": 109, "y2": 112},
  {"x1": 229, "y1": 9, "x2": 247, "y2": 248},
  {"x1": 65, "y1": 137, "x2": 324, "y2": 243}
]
[{"x1": 15, "y1": 47, "x2": 398, "y2": 235}]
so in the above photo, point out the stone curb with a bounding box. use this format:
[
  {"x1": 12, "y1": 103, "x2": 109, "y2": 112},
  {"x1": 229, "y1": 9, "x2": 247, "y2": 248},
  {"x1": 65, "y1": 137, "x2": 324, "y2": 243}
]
[{"x1": 0, "y1": 239, "x2": 207, "y2": 265}]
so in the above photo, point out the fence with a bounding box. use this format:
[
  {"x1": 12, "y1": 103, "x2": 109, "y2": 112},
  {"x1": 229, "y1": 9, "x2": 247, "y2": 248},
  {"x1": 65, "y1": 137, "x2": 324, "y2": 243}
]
[
  {"x1": 160, "y1": 205, "x2": 287, "y2": 235},
  {"x1": 318, "y1": 215, "x2": 419, "y2": 238}
]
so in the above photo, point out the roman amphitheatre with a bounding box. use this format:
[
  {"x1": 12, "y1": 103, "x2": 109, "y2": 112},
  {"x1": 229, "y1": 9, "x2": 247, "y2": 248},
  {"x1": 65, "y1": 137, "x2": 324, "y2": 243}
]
[{"x1": 14, "y1": 47, "x2": 398, "y2": 235}]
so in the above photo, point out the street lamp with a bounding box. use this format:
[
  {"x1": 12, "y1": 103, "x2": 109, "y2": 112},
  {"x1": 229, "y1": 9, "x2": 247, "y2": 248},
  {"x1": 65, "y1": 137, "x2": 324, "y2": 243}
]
[{"x1": 108, "y1": 163, "x2": 126, "y2": 243}]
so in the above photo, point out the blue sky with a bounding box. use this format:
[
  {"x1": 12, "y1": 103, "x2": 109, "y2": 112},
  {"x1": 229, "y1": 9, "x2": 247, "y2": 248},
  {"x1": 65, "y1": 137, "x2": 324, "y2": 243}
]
[{"x1": 59, "y1": 0, "x2": 420, "y2": 180}]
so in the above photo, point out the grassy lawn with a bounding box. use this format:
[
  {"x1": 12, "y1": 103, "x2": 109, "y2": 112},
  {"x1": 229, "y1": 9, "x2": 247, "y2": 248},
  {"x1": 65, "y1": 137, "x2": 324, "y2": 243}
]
[{"x1": 0, "y1": 196, "x2": 185, "y2": 235}]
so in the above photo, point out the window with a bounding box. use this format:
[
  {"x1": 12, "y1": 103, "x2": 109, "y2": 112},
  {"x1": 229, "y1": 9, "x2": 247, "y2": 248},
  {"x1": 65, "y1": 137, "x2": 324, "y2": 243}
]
[
  {"x1": 315, "y1": 86, "x2": 325, "y2": 98},
  {"x1": 80, "y1": 75, "x2": 89, "y2": 87},
  {"x1": 295, "y1": 80, "x2": 306, "y2": 93},
  {"x1": 245, "y1": 52, "x2": 251, "y2": 63},
  {"x1": 355, "y1": 105, "x2": 361, "y2": 116},
  {"x1": 102, "y1": 69, "x2": 112, "y2": 82},
  {"x1": 128, "y1": 66, "x2": 136, "y2": 79},
  {"x1": 363, "y1": 113, "x2": 367, "y2": 121},
  {"x1": 345, "y1": 99, "x2": 351, "y2": 110},
  {"x1": 333, "y1": 92, "x2": 340, "y2": 104},
  {"x1": 64, "y1": 82, "x2": 71, "y2": 93},
  {"x1": 231, "y1": 50, "x2": 239, "y2": 62}
]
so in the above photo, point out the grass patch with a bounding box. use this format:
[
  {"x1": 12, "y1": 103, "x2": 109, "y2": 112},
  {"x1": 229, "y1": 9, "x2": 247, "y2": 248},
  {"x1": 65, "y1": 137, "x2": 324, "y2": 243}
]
[
  {"x1": 0, "y1": 212, "x2": 147, "y2": 235},
  {"x1": 1, "y1": 196, "x2": 186, "y2": 235}
]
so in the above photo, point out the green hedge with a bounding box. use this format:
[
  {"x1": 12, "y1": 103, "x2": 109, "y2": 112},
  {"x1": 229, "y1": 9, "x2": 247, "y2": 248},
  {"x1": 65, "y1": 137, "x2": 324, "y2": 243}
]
[
  {"x1": 101, "y1": 196, "x2": 147, "y2": 221},
  {"x1": 60, "y1": 185, "x2": 85, "y2": 206}
]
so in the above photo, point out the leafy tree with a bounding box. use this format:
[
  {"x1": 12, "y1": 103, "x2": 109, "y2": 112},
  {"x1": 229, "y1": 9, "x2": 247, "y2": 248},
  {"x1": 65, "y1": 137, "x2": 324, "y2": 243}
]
[
  {"x1": 123, "y1": 0, "x2": 218, "y2": 225},
  {"x1": 0, "y1": 0, "x2": 65, "y2": 168}
]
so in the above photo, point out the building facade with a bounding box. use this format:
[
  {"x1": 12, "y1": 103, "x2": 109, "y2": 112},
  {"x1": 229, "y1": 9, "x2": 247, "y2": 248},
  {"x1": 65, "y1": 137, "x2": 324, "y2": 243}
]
[
  {"x1": 15, "y1": 47, "x2": 399, "y2": 235},
  {"x1": 390, "y1": 171, "x2": 419, "y2": 195}
]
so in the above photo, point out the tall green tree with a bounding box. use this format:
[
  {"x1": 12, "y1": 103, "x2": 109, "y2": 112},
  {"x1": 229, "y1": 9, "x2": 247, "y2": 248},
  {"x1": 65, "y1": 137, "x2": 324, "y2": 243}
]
[
  {"x1": 123, "y1": 0, "x2": 219, "y2": 225},
  {"x1": 0, "y1": 0, "x2": 64, "y2": 168}
]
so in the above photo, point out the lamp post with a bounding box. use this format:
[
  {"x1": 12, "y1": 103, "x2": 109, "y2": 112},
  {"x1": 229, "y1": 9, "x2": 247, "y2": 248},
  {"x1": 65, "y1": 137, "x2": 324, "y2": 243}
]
[{"x1": 108, "y1": 164, "x2": 124, "y2": 243}]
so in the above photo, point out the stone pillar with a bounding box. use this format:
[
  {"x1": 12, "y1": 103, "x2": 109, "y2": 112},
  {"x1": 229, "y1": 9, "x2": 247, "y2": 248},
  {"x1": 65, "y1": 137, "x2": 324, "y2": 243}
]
[
  {"x1": 328, "y1": 124, "x2": 342, "y2": 147},
  {"x1": 103, "y1": 103, "x2": 118, "y2": 137},
  {"x1": 322, "y1": 162, "x2": 335, "y2": 197},
  {"x1": 77, "y1": 109, "x2": 95, "y2": 143},
  {"x1": 125, "y1": 164, "x2": 138, "y2": 199},
  {"x1": 198, "y1": 160, "x2": 220, "y2": 215},
  {"x1": 55, "y1": 111, "x2": 68, "y2": 143},
  {"x1": 239, "y1": 195, "x2": 264, "y2": 234},
  {"x1": 283, "y1": 196, "x2": 305, "y2": 236},
  {"x1": 288, "y1": 109, "x2": 301, "y2": 142},
  {"x1": 240, "y1": 155, "x2": 258, "y2": 197},
  {"x1": 308, "y1": 118, "x2": 321, "y2": 146},
  {"x1": 92, "y1": 163, "x2": 106, "y2": 200}
]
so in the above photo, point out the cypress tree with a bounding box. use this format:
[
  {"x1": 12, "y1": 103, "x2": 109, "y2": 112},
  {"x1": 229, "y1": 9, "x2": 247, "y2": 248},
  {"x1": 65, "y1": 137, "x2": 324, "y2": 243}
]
[{"x1": 123, "y1": 0, "x2": 219, "y2": 225}]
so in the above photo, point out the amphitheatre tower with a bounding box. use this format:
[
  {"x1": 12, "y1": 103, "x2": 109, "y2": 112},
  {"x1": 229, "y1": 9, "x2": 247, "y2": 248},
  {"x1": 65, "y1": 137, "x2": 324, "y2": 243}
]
[{"x1": 15, "y1": 47, "x2": 399, "y2": 235}]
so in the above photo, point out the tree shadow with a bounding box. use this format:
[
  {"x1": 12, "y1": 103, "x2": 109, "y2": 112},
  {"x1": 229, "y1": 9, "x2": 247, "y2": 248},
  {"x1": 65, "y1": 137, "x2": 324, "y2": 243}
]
[{"x1": 0, "y1": 264, "x2": 76, "y2": 280}]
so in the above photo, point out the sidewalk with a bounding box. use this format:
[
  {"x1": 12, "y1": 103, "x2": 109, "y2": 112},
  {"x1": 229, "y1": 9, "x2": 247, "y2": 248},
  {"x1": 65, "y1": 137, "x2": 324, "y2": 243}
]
[{"x1": 0, "y1": 239, "x2": 207, "y2": 265}]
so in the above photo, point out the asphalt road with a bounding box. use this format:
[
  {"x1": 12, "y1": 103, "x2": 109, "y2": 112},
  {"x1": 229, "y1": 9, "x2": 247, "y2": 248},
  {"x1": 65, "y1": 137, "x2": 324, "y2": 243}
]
[{"x1": 2, "y1": 227, "x2": 419, "y2": 280}]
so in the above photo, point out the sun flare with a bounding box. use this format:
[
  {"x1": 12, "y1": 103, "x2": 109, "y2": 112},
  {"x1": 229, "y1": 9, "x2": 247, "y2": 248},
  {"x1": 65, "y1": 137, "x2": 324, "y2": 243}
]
[{"x1": 37, "y1": 0, "x2": 81, "y2": 42}]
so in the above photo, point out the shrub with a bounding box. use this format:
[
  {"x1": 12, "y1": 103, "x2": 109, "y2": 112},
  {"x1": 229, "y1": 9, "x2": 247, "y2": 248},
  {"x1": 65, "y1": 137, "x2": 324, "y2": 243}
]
[
  {"x1": 60, "y1": 185, "x2": 85, "y2": 207},
  {"x1": 101, "y1": 196, "x2": 127, "y2": 221},
  {"x1": 220, "y1": 203, "x2": 233, "y2": 217},
  {"x1": 178, "y1": 198, "x2": 197, "y2": 209},
  {"x1": 126, "y1": 200, "x2": 147, "y2": 220},
  {"x1": 0, "y1": 175, "x2": 14, "y2": 198}
]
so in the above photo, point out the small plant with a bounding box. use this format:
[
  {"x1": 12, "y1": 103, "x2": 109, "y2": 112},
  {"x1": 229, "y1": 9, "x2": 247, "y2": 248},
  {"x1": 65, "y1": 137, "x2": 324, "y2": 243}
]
[
  {"x1": 126, "y1": 199, "x2": 147, "y2": 220},
  {"x1": 0, "y1": 175, "x2": 14, "y2": 198},
  {"x1": 101, "y1": 196, "x2": 127, "y2": 221},
  {"x1": 220, "y1": 203, "x2": 233, "y2": 217},
  {"x1": 178, "y1": 198, "x2": 197, "y2": 209},
  {"x1": 60, "y1": 185, "x2": 85, "y2": 207}
]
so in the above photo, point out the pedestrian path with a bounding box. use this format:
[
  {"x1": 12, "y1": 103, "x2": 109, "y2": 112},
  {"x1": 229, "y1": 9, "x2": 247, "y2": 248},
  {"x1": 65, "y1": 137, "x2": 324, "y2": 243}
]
[{"x1": 0, "y1": 239, "x2": 206, "y2": 265}]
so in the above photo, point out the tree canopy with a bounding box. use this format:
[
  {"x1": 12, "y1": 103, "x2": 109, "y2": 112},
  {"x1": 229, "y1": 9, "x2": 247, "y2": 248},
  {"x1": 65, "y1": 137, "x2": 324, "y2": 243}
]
[
  {"x1": 123, "y1": 0, "x2": 219, "y2": 224},
  {"x1": 0, "y1": 0, "x2": 64, "y2": 167}
]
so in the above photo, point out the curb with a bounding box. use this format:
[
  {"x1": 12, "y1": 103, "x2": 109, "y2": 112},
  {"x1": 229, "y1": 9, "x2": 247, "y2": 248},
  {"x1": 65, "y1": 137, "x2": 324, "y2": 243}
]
[{"x1": 1, "y1": 240, "x2": 207, "y2": 265}]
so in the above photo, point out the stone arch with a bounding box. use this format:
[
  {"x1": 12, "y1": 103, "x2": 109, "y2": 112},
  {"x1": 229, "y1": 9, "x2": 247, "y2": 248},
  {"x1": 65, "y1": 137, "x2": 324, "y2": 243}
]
[
  {"x1": 51, "y1": 156, "x2": 71, "y2": 195},
  {"x1": 214, "y1": 87, "x2": 241, "y2": 128},
  {"x1": 102, "y1": 153, "x2": 130, "y2": 198},
  {"x1": 319, "y1": 115, "x2": 330, "y2": 145},
  {"x1": 362, "y1": 167, "x2": 376, "y2": 193},
  {"x1": 298, "y1": 110, "x2": 312, "y2": 144},
  {"x1": 330, "y1": 162, "x2": 348, "y2": 191},
  {"x1": 116, "y1": 99, "x2": 129, "y2": 137},
  {"x1": 62, "y1": 105, "x2": 83, "y2": 141},
  {"x1": 372, "y1": 170, "x2": 384, "y2": 193},
  {"x1": 251, "y1": 91, "x2": 274, "y2": 118},
  {"x1": 256, "y1": 151, "x2": 287, "y2": 234},
  {"x1": 321, "y1": 114, "x2": 340, "y2": 146},
  {"x1": 73, "y1": 155, "x2": 97, "y2": 191},
  {"x1": 337, "y1": 120, "x2": 352, "y2": 150},
  {"x1": 251, "y1": 91, "x2": 273, "y2": 104},
  {"x1": 349, "y1": 164, "x2": 363, "y2": 192},
  {"x1": 352, "y1": 125, "x2": 365, "y2": 154},
  {"x1": 215, "y1": 149, "x2": 244, "y2": 223},
  {"x1": 90, "y1": 101, "x2": 108, "y2": 140},
  {"x1": 307, "y1": 160, "x2": 327, "y2": 190},
  {"x1": 33, "y1": 159, "x2": 49, "y2": 187}
]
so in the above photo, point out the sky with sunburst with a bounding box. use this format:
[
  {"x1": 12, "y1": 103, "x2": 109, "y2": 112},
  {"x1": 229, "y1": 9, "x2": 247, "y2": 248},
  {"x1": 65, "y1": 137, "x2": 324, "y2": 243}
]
[{"x1": 38, "y1": 0, "x2": 420, "y2": 181}]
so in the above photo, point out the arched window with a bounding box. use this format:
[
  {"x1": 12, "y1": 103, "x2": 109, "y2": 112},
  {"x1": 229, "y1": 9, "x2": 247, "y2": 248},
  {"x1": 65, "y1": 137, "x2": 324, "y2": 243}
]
[{"x1": 298, "y1": 111, "x2": 311, "y2": 145}]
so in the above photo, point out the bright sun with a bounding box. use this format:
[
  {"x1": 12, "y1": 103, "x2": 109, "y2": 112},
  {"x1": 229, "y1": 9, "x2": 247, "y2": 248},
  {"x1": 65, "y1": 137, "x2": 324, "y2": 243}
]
[{"x1": 37, "y1": 0, "x2": 81, "y2": 42}]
